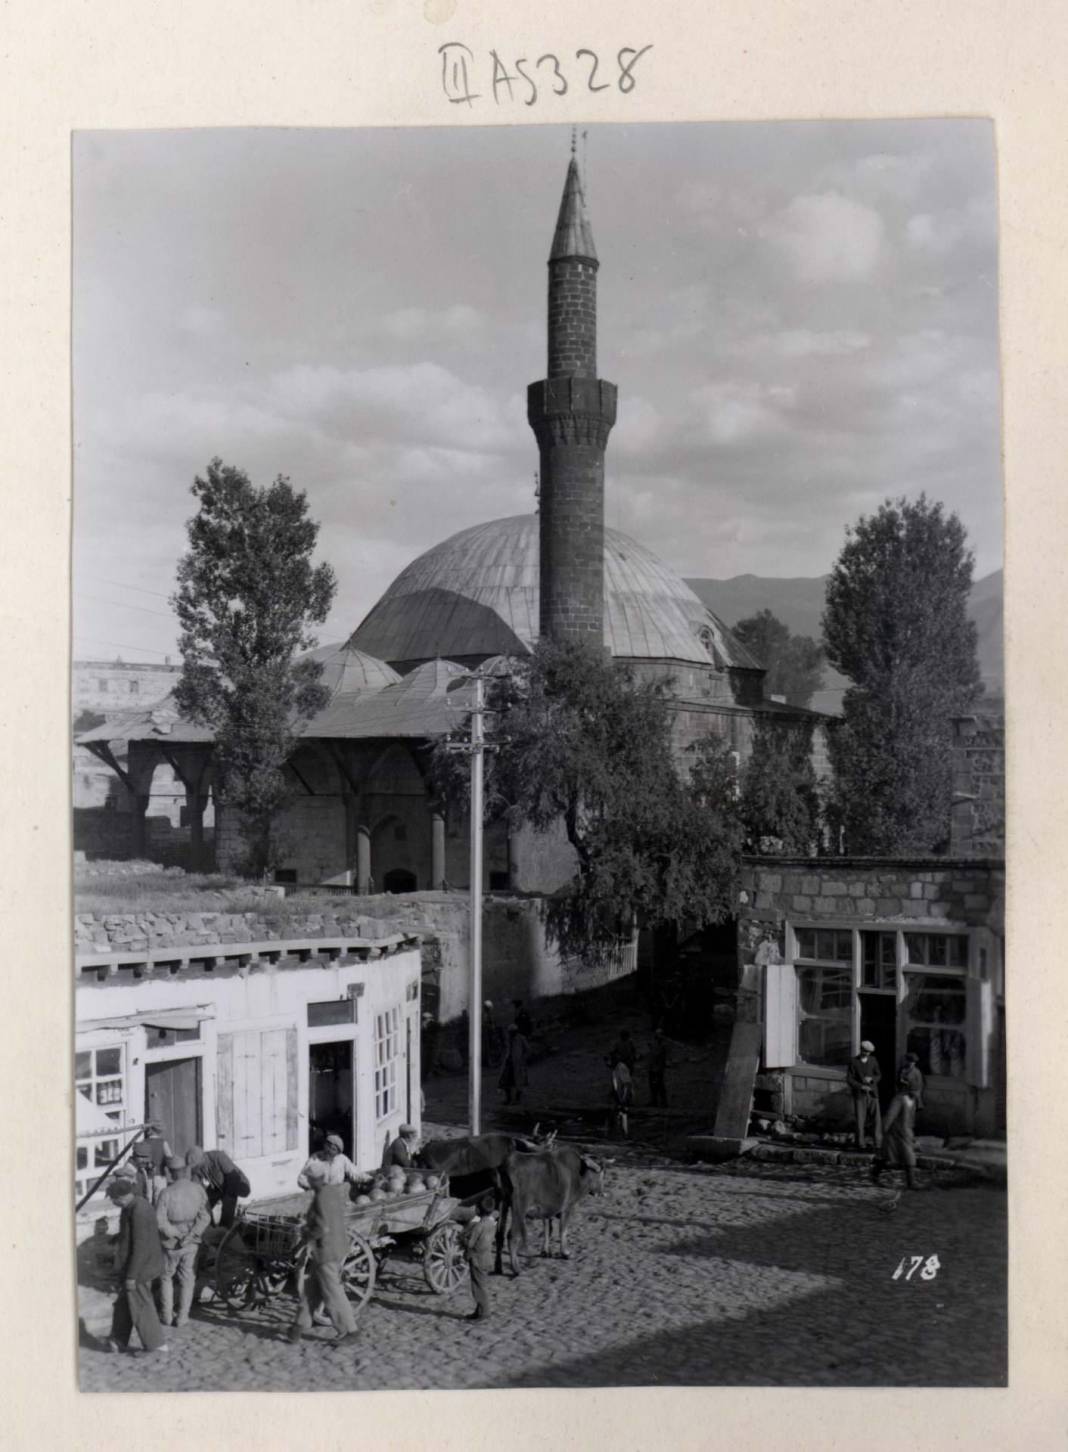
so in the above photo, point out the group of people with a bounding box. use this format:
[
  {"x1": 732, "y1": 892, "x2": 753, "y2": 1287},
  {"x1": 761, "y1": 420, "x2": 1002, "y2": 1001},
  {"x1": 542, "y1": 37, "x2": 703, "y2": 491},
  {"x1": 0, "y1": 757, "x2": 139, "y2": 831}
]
[
  {"x1": 605, "y1": 1027, "x2": 671, "y2": 1136},
  {"x1": 100, "y1": 1124, "x2": 251, "y2": 1357},
  {"x1": 847, "y1": 1042, "x2": 927, "y2": 1190}
]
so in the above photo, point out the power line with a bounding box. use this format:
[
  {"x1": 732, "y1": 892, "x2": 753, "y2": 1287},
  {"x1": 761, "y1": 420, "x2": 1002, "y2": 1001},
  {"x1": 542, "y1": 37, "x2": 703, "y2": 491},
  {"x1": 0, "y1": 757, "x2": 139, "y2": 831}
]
[
  {"x1": 85, "y1": 574, "x2": 173, "y2": 601},
  {"x1": 73, "y1": 636, "x2": 176, "y2": 660},
  {"x1": 76, "y1": 592, "x2": 175, "y2": 619}
]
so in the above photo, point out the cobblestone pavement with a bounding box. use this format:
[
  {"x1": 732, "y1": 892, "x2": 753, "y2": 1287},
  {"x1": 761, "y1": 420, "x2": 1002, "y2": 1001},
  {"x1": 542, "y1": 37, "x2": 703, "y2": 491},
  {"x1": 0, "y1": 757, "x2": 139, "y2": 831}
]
[{"x1": 79, "y1": 1153, "x2": 1006, "y2": 1391}]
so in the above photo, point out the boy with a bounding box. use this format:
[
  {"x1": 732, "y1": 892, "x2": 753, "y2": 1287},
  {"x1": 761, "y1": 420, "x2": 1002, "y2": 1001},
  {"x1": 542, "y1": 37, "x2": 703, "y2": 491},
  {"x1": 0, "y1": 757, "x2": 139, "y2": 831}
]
[{"x1": 461, "y1": 1196, "x2": 499, "y2": 1322}]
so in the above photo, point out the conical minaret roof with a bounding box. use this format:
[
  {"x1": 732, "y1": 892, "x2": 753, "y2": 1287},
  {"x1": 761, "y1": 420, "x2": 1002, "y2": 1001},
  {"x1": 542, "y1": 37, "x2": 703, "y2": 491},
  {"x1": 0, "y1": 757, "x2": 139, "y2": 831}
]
[{"x1": 549, "y1": 156, "x2": 597, "y2": 262}]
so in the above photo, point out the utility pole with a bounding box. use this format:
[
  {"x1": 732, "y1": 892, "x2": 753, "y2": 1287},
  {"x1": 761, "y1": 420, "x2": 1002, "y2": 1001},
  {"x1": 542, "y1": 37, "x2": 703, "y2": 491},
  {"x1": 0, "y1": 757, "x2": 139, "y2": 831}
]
[
  {"x1": 468, "y1": 672, "x2": 485, "y2": 1136},
  {"x1": 445, "y1": 669, "x2": 494, "y2": 1136}
]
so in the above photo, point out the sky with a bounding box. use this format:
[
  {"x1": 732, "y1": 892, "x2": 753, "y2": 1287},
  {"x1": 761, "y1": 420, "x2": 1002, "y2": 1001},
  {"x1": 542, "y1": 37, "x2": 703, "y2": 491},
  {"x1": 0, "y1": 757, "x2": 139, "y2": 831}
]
[{"x1": 73, "y1": 121, "x2": 1002, "y2": 664}]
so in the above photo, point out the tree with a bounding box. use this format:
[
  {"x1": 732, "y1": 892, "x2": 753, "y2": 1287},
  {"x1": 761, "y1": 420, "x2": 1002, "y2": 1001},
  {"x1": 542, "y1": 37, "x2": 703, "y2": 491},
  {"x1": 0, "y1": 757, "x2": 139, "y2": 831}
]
[
  {"x1": 733, "y1": 608, "x2": 824, "y2": 708},
  {"x1": 434, "y1": 641, "x2": 744, "y2": 963},
  {"x1": 172, "y1": 459, "x2": 337, "y2": 874},
  {"x1": 739, "y1": 719, "x2": 822, "y2": 854},
  {"x1": 821, "y1": 494, "x2": 981, "y2": 854}
]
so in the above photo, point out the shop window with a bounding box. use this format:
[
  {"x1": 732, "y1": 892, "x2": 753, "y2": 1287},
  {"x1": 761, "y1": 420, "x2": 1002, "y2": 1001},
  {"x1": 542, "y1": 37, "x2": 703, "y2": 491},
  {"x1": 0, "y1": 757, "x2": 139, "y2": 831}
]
[
  {"x1": 905, "y1": 973, "x2": 967, "y2": 1078},
  {"x1": 146, "y1": 1024, "x2": 200, "y2": 1047},
  {"x1": 905, "y1": 933, "x2": 968, "y2": 969},
  {"x1": 796, "y1": 963, "x2": 853, "y2": 1067},
  {"x1": 308, "y1": 999, "x2": 355, "y2": 1028},
  {"x1": 861, "y1": 931, "x2": 897, "y2": 989},
  {"x1": 274, "y1": 869, "x2": 298, "y2": 884},
  {"x1": 129, "y1": 679, "x2": 140, "y2": 695},
  {"x1": 795, "y1": 927, "x2": 852, "y2": 963},
  {"x1": 374, "y1": 1005, "x2": 401, "y2": 1120},
  {"x1": 489, "y1": 871, "x2": 510, "y2": 891},
  {"x1": 76, "y1": 1045, "x2": 125, "y2": 1112}
]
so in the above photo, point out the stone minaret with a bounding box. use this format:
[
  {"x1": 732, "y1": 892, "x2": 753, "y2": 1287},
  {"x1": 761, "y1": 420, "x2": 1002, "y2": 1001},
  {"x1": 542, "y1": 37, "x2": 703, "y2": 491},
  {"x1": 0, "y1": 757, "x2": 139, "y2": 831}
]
[{"x1": 528, "y1": 153, "x2": 617, "y2": 647}]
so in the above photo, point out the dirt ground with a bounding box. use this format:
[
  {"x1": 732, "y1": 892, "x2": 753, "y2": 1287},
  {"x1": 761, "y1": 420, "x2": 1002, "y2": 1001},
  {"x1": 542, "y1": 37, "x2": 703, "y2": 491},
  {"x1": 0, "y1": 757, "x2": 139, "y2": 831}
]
[{"x1": 79, "y1": 999, "x2": 1006, "y2": 1391}]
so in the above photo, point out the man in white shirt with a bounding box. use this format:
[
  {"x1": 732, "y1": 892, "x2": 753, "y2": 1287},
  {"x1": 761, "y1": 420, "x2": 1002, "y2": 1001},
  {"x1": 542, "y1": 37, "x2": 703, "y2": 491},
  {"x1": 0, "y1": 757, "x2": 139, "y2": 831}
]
[{"x1": 298, "y1": 1133, "x2": 360, "y2": 1190}]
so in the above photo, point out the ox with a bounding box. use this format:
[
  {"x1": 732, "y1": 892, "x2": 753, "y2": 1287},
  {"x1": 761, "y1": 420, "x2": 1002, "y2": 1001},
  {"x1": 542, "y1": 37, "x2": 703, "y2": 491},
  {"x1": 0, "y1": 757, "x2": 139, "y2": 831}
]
[{"x1": 497, "y1": 1147, "x2": 605, "y2": 1276}]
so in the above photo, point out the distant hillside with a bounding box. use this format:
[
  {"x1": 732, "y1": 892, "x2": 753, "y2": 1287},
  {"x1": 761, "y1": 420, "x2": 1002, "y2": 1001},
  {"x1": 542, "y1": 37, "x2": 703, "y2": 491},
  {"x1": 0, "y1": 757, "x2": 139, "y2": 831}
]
[{"x1": 685, "y1": 569, "x2": 1003, "y2": 715}]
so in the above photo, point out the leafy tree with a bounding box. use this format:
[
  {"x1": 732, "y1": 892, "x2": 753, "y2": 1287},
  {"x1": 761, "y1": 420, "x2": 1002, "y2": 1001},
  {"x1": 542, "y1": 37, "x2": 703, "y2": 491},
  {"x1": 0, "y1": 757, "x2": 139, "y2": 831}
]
[
  {"x1": 821, "y1": 494, "x2": 981, "y2": 854},
  {"x1": 434, "y1": 641, "x2": 744, "y2": 963},
  {"x1": 739, "y1": 719, "x2": 822, "y2": 854},
  {"x1": 172, "y1": 459, "x2": 337, "y2": 875},
  {"x1": 733, "y1": 608, "x2": 824, "y2": 708}
]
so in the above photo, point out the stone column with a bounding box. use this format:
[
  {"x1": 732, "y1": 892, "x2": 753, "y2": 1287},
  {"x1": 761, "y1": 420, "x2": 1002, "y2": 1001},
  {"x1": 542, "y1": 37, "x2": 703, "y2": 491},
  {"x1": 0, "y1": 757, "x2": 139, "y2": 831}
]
[
  {"x1": 186, "y1": 789, "x2": 209, "y2": 869},
  {"x1": 356, "y1": 824, "x2": 372, "y2": 896},
  {"x1": 431, "y1": 811, "x2": 446, "y2": 890},
  {"x1": 131, "y1": 795, "x2": 150, "y2": 859}
]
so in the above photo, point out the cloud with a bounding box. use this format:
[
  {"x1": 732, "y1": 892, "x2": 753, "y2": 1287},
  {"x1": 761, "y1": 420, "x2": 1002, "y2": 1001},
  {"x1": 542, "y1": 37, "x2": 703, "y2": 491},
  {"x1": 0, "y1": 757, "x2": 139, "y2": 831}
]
[
  {"x1": 757, "y1": 329, "x2": 872, "y2": 359},
  {"x1": 759, "y1": 193, "x2": 886, "y2": 283},
  {"x1": 905, "y1": 195, "x2": 995, "y2": 257},
  {"x1": 690, "y1": 381, "x2": 795, "y2": 447},
  {"x1": 380, "y1": 304, "x2": 487, "y2": 343},
  {"x1": 177, "y1": 304, "x2": 225, "y2": 337}
]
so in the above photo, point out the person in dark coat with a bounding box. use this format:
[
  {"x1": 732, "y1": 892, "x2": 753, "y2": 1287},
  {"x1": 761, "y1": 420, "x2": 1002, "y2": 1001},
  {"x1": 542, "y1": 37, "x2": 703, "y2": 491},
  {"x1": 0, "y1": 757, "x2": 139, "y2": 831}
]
[
  {"x1": 647, "y1": 1028, "x2": 670, "y2": 1107},
  {"x1": 104, "y1": 1181, "x2": 167, "y2": 1355},
  {"x1": 512, "y1": 1000, "x2": 533, "y2": 1039},
  {"x1": 131, "y1": 1121, "x2": 172, "y2": 1205},
  {"x1": 461, "y1": 1196, "x2": 499, "y2": 1321},
  {"x1": 899, "y1": 1052, "x2": 926, "y2": 1109},
  {"x1": 287, "y1": 1183, "x2": 361, "y2": 1350},
  {"x1": 871, "y1": 1073, "x2": 920, "y2": 1190},
  {"x1": 388, "y1": 1124, "x2": 419, "y2": 1168},
  {"x1": 498, "y1": 1024, "x2": 529, "y2": 1105},
  {"x1": 846, "y1": 1041, "x2": 883, "y2": 1149},
  {"x1": 606, "y1": 1030, "x2": 638, "y2": 1075},
  {"x1": 185, "y1": 1146, "x2": 249, "y2": 1227}
]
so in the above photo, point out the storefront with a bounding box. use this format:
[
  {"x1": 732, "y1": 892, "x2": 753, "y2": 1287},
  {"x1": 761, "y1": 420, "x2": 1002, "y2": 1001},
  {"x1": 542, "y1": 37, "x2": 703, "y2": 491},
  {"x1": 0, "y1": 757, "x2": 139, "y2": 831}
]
[{"x1": 75, "y1": 934, "x2": 423, "y2": 1210}]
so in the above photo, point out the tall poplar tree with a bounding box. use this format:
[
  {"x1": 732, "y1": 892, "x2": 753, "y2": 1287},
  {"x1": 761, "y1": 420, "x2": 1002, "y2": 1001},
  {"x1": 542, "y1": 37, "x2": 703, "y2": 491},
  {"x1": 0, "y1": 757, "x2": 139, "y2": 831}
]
[
  {"x1": 822, "y1": 495, "x2": 981, "y2": 854},
  {"x1": 172, "y1": 458, "x2": 337, "y2": 874}
]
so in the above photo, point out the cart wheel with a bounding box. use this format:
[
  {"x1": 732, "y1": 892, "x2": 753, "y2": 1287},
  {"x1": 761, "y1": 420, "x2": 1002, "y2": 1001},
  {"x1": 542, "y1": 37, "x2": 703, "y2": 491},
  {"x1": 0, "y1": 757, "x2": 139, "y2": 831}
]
[
  {"x1": 214, "y1": 1227, "x2": 259, "y2": 1311},
  {"x1": 423, "y1": 1222, "x2": 469, "y2": 1296},
  {"x1": 341, "y1": 1230, "x2": 376, "y2": 1313}
]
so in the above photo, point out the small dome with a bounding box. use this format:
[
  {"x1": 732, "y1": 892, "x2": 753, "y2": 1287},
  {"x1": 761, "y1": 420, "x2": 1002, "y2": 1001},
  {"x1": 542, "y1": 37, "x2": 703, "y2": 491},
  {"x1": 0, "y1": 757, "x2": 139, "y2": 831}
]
[
  {"x1": 301, "y1": 641, "x2": 401, "y2": 696},
  {"x1": 350, "y1": 514, "x2": 756, "y2": 671}
]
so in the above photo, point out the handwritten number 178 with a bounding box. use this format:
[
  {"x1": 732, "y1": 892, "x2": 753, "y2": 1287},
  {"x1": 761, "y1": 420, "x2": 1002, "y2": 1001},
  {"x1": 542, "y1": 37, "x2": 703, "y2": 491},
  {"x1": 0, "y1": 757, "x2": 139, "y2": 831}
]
[{"x1": 892, "y1": 1254, "x2": 941, "y2": 1281}]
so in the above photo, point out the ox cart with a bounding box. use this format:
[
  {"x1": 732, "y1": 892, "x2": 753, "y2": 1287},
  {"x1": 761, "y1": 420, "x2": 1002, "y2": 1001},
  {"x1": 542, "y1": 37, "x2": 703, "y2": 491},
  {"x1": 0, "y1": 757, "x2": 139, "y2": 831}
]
[{"x1": 209, "y1": 1176, "x2": 469, "y2": 1319}]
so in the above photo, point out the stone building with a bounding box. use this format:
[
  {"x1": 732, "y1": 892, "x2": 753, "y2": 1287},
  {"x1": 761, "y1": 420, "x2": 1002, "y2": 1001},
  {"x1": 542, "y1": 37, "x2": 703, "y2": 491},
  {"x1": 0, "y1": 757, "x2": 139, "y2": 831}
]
[
  {"x1": 739, "y1": 711, "x2": 1006, "y2": 1138},
  {"x1": 77, "y1": 152, "x2": 829, "y2": 893}
]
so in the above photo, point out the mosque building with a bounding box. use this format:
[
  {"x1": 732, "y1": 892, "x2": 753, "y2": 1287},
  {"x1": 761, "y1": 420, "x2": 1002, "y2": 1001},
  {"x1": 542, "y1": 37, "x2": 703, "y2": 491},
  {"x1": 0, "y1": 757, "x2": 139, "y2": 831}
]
[{"x1": 77, "y1": 152, "x2": 828, "y2": 892}]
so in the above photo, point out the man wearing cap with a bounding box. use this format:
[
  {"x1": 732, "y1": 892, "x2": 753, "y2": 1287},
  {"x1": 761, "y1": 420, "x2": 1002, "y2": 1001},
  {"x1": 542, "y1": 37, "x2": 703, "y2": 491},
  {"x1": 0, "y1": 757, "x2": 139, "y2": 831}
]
[
  {"x1": 871, "y1": 1069, "x2": 920, "y2": 1191},
  {"x1": 899, "y1": 1052, "x2": 926, "y2": 1110},
  {"x1": 186, "y1": 1146, "x2": 250, "y2": 1227},
  {"x1": 846, "y1": 1041, "x2": 883, "y2": 1150},
  {"x1": 132, "y1": 1121, "x2": 172, "y2": 1205},
  {"x1": 388, "y1": 1124, "x2": 419, "y2": 1169},
  {"x1": 156, "y1": 1156, "x2": 212, "y2": 1328},
  {"x1": 104, "y1": 1179, "x2": 167, "y2": 1356},
  {"x1": 298, "y1": 1134, "x2": 360, "y2": 1191},
  {"x1": 287, "y1": 1182, "x2": 361, "y2": 1353}
]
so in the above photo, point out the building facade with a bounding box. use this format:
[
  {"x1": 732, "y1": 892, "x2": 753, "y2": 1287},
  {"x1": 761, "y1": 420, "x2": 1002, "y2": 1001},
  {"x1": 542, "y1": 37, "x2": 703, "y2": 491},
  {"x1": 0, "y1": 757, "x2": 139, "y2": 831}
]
[{"x1": 75, "y1": 933, "x2": 423, "y2": 1209}]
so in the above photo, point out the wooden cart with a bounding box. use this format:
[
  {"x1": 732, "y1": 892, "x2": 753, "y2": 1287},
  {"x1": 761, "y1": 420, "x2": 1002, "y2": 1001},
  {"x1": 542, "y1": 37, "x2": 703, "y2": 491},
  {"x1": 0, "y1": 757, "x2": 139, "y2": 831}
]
[{"x1": 211, "y1": 1179, "x2": 469, "y2": 1317}]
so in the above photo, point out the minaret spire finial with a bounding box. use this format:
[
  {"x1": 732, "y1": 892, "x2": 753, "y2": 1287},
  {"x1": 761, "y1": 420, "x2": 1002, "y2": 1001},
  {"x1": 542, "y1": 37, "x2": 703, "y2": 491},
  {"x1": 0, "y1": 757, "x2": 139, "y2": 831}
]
[{"x1": 570, "y1": 125, "x2": 576, "y2": 157}]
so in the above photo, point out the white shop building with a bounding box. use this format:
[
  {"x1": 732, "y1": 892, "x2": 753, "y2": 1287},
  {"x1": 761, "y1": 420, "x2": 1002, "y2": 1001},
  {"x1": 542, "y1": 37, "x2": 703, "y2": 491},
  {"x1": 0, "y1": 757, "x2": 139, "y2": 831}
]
[{"x1": 75, "y1": 933, "x2": 424, "y2": 1209}]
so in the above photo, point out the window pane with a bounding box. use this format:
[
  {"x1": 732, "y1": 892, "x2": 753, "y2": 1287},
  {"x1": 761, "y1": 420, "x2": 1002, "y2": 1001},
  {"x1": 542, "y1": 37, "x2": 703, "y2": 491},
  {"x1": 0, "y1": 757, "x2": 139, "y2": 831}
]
[
  {"x1": 96, "y1": 1080, "x2": 123, "y2": 1105},
  {"x1": 76, "y1": 1147, "x2": 88, "y2": 1170},
  {"x1": 948, "y1": 936, "x2": 969, "y2": 968},
  {"x1": 75, "y1": 1051, "x2": 91, "y2": 1080},
  {"x1": 881, "y1": 935, "x2": 897, "y2": 968},
  {"x1": 795, "y1": 928, "x2": 816, "y2": 959},
  {"x1": 906, "y1": 1027, "x2": 967, "y2": 1079},
  {"x1": 834, "y1": 931, "x2": 853, "y2": 962},
  {"x1": 905, "y1": 973, "x2": 966, "y2": 1025},
  {"x1": 307, "y1": 1000, "x2": 354, "y2": 1027},
  {"x1": 96, "y1": 1048, "x2": 121, "y2": 1076},
  {"x1": 904, "y1": 934, "x2": 926, "y2": 965},
  {"x1": 799, "y1": 1016, "x2": 853, "y2": 1067},
  {"x1": 928, "y1": 935, "x2": 947, "y2": 967},
  {"x1": 94, "y1": 1139, "x2": 119, "y2": 1166}
]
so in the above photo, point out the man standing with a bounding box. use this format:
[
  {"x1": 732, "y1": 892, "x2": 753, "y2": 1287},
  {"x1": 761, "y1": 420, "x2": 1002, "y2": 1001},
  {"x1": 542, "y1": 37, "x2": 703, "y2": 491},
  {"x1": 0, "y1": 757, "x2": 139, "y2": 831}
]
[
  {"x1": 498, "y1": 1024, "x2": 530, "y2": 1106},
  {"x1": 871, "y1": 1071, "x2": 920, "y2": 1191},
  {"x1": 899, "y1": 1052, "x2": 926, "y2": 1109},
  {"x1": 156, "y1": 1155, "x2": 212, "y2": 1329},
  {"x1": 512, "y1": 999, "x2": 534, "y2": 1039},
  {"x1": 298, "y1": 1133, "x2": 360, "y2": 1190},
  {"x1": 104, "y1": 1180, "x2": 167, "y2": 1356},
  {"x1": 287, "y1": 1182, "x2": 361, "y2": 1352},
  {"x1": 131, "y1": 1121, "x2": 171, "y2": 1205},
  {"x1": 647, "y1": 1028, "x2": 670, "y2": 1108},
  {"x1": 461, "y1": 1196, "x2": 499, "y2": 1322},
  {"x1": 846, "y1": 1040, "x2": 883, "y2": 1149},
  {"x1": 606, "y1": 1029, "x2": 638, "y2": 1075},
  {"x1": 185, "y1": 1146, "x2": 250, "y2": 1227}
]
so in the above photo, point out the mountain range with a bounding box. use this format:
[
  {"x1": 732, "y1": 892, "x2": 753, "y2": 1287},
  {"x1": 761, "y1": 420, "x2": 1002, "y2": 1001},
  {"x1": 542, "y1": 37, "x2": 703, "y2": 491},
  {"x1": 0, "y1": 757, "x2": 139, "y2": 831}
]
[{"x1": 684, "y1": 570, "x2": 1003, "y2": 716}]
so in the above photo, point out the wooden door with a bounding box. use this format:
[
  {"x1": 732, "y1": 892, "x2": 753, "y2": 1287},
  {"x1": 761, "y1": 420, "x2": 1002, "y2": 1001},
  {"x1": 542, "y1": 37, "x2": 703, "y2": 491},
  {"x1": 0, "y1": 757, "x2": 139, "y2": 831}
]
[{"x1": 145, "y1": 1057, "x2": 202, "y2": 1156}]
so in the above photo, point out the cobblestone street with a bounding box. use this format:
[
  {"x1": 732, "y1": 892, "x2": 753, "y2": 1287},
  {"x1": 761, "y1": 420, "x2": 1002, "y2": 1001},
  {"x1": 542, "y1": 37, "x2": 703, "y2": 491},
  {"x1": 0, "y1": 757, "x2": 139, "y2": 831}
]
[{"x1": 80, "y1": 1151, "x2": 1006, "y2": 1391}]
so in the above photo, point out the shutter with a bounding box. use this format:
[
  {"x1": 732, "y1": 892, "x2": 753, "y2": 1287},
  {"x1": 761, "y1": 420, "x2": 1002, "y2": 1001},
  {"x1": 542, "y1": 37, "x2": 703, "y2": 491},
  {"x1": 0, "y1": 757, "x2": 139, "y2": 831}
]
[
  {"x1": 285, "y1": 1027, "x2": 299, "y2": 1151},
  {"x1": 966, "y1": 977, "x2": 993, "y2": 1088},
  {"x1": 260, "y1": 1029, "x2": 288, "y2": 1156},
  {"x1": 764, "y1": 961, "x2": 798, "y2": 1069},
  {"x1": 215, "y1": 1032, "x2": 234, "y2": 1149},
  {"x1": 232, "y1": 1029, "x2": 263, "y2": 1159}
]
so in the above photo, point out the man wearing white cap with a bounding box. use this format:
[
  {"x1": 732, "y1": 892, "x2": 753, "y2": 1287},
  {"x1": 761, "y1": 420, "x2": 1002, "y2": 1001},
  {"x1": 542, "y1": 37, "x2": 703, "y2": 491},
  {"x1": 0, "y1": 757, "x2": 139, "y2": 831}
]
[
  {"x1": 846, "y1": 1041, "x2": 883, "y2": 1150},
  {"x1": 298, "y1": 1134, "x2": 360, "y2": 1190}
]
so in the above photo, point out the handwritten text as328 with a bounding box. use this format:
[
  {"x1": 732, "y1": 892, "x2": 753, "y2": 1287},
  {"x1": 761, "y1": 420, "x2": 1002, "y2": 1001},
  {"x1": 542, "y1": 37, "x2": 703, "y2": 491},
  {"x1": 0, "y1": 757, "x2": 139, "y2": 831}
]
[{"x1": 438, "y1": 45, "x2": 653, "y2": 108}]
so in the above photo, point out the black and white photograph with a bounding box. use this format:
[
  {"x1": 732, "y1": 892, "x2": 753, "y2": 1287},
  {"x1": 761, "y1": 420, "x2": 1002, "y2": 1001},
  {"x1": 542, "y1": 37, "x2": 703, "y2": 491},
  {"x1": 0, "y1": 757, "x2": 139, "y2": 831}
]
[{"x1": 71, "y1": 120, "x2": 1006, "y2": 1393}]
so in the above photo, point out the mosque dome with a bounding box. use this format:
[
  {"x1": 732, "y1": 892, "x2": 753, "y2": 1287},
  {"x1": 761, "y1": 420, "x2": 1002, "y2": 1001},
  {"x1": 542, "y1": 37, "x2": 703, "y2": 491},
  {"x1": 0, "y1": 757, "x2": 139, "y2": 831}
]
[
  {"x1": 301, "y1": 640, "x2": 401, "y2": 696},
  {"x1": 349, "y1": 515, "x2": 759, "y2": 672}
]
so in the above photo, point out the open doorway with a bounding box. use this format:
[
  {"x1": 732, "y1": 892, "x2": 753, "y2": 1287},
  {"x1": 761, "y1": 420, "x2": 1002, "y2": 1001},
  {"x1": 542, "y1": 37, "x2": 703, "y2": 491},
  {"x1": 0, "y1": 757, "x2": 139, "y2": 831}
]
[
  {"x1": 308, "y1": 1041, "x2": 354, "y2": 1156},
  {"x1": 858, "y1": 993, "x2": 897, "y2": 1111}
]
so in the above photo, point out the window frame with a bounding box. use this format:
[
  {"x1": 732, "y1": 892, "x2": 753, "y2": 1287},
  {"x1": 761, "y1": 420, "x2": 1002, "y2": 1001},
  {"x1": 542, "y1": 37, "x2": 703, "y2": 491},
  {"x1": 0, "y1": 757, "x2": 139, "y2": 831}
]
[{"x1": 374, "y1": 1004, "x2": 402, "y2": 1122}]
